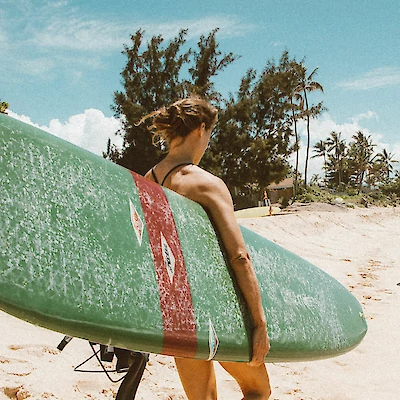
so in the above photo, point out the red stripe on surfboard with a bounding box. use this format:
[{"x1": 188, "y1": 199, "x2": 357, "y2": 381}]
[{"x1": 131, "y1": 172, "x2": 197, "y2": 357}]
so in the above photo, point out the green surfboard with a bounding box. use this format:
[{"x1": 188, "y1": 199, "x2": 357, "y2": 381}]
[{"x1": 0, "y1": 113, "x2": 367, "y2": 362}]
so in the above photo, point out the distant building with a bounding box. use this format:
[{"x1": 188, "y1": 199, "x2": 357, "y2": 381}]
[{"x1": 267, "y1": 178, "x2": 294, "y2": 205}]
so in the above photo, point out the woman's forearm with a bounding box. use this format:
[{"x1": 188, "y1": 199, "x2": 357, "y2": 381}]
[{"x1": 230, "y1": 256, "x2": 267, "y2": 328}]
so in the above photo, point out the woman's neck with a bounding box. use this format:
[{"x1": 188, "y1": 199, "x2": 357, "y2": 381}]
[{"x1": 167, "y1": 140, "x2": 201, "y2": 165}]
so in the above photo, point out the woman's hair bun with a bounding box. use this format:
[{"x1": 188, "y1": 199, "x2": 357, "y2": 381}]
[
  {"x1": 167, "y1": 104, "x2": 183, "y2": 125},
  {"x1": 136, "y1": 97, "x2": 218, "y2": 148}
]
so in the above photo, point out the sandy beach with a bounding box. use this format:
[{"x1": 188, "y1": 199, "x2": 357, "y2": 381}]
[{"x1": 1, "y1": 204, "x2": 399, "y2": 400}]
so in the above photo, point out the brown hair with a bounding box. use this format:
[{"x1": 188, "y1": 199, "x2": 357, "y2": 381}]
[{"x1": 136, "y1": 97, "x2": 218, "y2": 146}]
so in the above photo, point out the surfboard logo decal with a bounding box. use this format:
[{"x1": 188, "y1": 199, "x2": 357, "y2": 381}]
[
  {"x1": 129, "y1": 199, "x2": 143, "y2": 245},
  {"x1": 161, "y1": 232, "x2": 176, "y2": 283},
  {"x1": 131, "y1": 172, "x2": 197, "y2": 358},
  {"x1": 208, "y1": 319, "x2": 219, "y2": 360}
]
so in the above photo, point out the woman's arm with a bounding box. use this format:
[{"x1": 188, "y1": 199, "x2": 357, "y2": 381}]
[{"x1": 181, "y1": 170, "x2": 270, "y2": 365}]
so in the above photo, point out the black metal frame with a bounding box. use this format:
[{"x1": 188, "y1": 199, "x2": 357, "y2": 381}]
[{"x1": 57, "y1": 336, "x2": 149, "y2": 399}]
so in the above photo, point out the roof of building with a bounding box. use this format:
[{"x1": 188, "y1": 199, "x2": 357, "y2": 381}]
[{"x1": 267, "y1": 177, "x2": 294, "y2": 190}]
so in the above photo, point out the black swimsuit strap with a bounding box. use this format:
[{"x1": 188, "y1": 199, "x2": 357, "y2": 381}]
[
  {"x1": 151, "y1": 168, "x2": 159, "y2": 184},
  {"x1": 160, "y1": 163, "x2": 193, "y2": 186}
]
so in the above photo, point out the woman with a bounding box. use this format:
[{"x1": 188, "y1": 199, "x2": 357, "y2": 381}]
[{"x1": 141, "y1": 97, "x2": 271, "y2": 400}]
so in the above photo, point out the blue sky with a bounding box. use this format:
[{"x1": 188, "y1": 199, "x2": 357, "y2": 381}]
[{"x1": 1, "y1": 0, "x2": 399, "y2": 175}]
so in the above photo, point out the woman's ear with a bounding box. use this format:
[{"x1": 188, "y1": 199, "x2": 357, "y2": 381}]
[{"x1": 199, "y1": 122, "x2": 206, "y2": 136}]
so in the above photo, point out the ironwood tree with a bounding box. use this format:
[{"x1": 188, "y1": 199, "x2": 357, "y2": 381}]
[
  {"x1": 203, "y1": 52, "x2": 314, "y2": 205},
  {"x1": 108, "y1": 28, "x2": 237, "y2": 175}
]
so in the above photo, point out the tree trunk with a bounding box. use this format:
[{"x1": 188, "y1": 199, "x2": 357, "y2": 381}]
[
  {"x1": 303, "y1": 91, "x2": 310, "y2": 188},
  {"x1": 291, "y1": 102, "x2": 299, "y2": 197}
]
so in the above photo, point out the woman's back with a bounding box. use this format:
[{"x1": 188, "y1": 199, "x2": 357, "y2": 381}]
[{"x1": 141, "y1": 97, "x2": 271, "y2": 399}]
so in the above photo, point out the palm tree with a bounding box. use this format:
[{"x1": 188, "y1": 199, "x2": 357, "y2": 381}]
[
  {"x1": 375, "y1": 148, "x2": 398, "y2": 181},
  {"x1": 295, "y1": 67, "x2": 324, "y2": 187},
  {"x1": 310, "y1": 173, "x2": 321, "y2": 186},
  {"x1": 290, "y1": 91, "x2": 304, "y2": 196},
  {"x1": 312, "y1": 139, "x2": 328, "y2": 182},
  {"x1": 285, "y1": 57, "x2": 305, "y2": 196},
  {"x1": 326, "y1": 131, "x2": 347, "y2": 189},
  {"x1": 348, "y1": 131, "x2": 375, "y2": 192}
]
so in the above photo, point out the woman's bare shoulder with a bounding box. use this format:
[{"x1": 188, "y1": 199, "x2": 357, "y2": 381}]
[
  {"x1": 181, "y1": 166, "x2": 232, "y2": 208},
  {"x1": 188, "y1": 166, "x2": 222, "y2": 185}
]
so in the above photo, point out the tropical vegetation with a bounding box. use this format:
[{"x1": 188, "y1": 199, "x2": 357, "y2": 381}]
[
  {"x1": 106, "y1": 29, "x2": 398, "y2": 208},
  {"x1": 306, "y1": 131, "x2": 399, "y2": 206},
  {"x1": 311, "y1": 130, "x2": 397, "y2": 190},
  {"x1": 107, "y1": 29, "x2": 324, "y2": 207}
]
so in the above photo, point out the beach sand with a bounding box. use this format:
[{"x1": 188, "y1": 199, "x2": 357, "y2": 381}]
[{"x1": 1, "y1": 204, "x2": 399, "y2": 400}]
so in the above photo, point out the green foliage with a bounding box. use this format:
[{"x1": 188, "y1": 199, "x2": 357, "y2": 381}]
[
  {"x1": 295, "y1": 185, "x2": 335, "y2": 204},
  {"x1": 188, "y1": 29, "x2": 237, "y2": 101},
  {"x1": 313, "y1": 130, "x2": 398, "y2": 193},
  {"x1": 346, "y1": 131, "x2": 375, "y2": 190},
  {"x1": 359, "y1": 190, "x2": 398, "y2": 207},
  {"x1": 374, "y1": 149, "x2": 398, "y2": 181},
  {"x1": 293, "y1": 184, "x2": 399, "y2": 208},
  {"x1": 0, "y1": 100, "x2": 9, "y2": 114},
  {"x1": 108, "y1": 29, "x2": 190, "y2": 174},
  {"x1": 381, "y1": 175, "x2": 400, "y2": 196},
  {"x1": 108, "y1": 30, "x2": 327, "y2": 201},
  {"x1": 308, "y1": 133, "x2": 399, "y2": 207},
  {"x1": 203, "y1": 52, "x2": 316, "y2": 200}
]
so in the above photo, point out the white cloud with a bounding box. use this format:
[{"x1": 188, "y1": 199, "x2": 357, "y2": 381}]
[
  {"x1": 270, "y1": 41, "x2": 285, "y2": 48},
  {"x1": 392, "y1": 143, "x2": 400, "y2": 165},
  {"x1": 31, "y1": 17, "x2": 129, "y2": 52},
  {"x1": 8, "y1": 109, "x2": 123, "y2": 155},
  {"x1": 350, "y1": 111, "x2": 378, "y2": 124},
  {"x1": 49, "y1": 0, "x2": 69, "y2": 8},
  {"x1": 7, "y1": 111, "x2": 42, "y2": 129},
  {"x1": 27, "y1": 13, "x2": 251, "y2": 53},
  {"x1": 0, "y1": 29, "x2": 9, "y2": 53},
  {"x1": 8, "y1": 6, "x2": 251, "y2": 78},
  {"x1": 148, "y1": 16, "x2": 254, "y2": 41},
  {"x1": 338, "y1": 67, "x2": 400, "y2": 90},
  {"x1": 15, "y1": 57, "x2": 56, "y2": 76},
  {"x1": 297, "y1": 112, "x2": 384, "y2": 146}
]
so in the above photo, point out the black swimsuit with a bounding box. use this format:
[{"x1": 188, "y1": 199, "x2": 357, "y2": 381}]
[{"x1": 151, "y1": 163, "x2": 193, "y2": 186}]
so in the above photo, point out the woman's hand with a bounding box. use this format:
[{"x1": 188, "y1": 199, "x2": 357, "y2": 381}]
[{"x1": 249, "y1": 324, "x2": 270, "y2": 367}]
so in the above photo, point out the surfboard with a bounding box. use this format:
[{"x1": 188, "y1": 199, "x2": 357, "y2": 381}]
[
  {"x1": 234, "y1": 206, "x2": 280, "y2": 218},
  {"x1": 0, "y1": 114, "x2": 367, "y2": 363}
]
